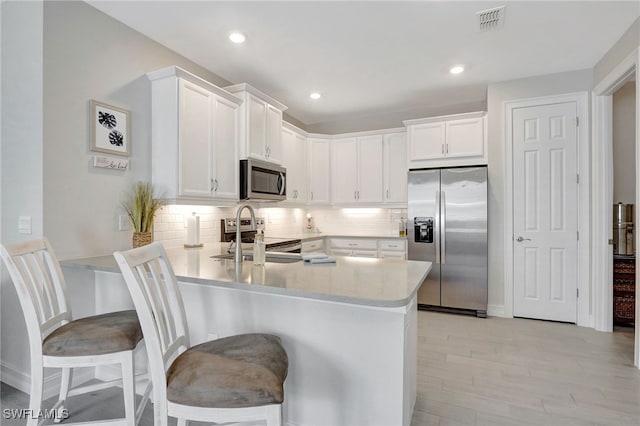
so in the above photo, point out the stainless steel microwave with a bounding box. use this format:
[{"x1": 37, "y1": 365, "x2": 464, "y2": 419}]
[{"x1": 240, "y1": 159, "x2": 286, "y2": 201}]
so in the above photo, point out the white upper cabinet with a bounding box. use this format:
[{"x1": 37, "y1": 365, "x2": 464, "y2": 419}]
[
  {"x1": 404, "y1": 111, "x2": 487, "y2": 169},
  {"x1": 383, "y1": 132, "x2": 408, "y2": 204},
  {"x1": 281, "y1": 125, "x2": 307, "y2": 204},
  {"x1": 331, "y1": 135, "x2": 383, "y2": 205},
  {"x1": 226, "y1": 83, "x2": 287, "y2": 164},
  {"x1": 308, "y1": 137, "x2": 331, "y2": 205},
  {"x1": 147, "y1": 66, "x2": 242, "y2": 205}
]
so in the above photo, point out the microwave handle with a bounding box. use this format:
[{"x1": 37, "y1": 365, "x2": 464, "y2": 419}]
[{"x1": 277, "y1": 172, "x2": 286, "y2": 195}]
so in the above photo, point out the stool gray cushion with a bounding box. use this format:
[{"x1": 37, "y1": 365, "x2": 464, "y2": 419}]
[
  {"x1": 167, "y1": 333, "x2": 288, "y2": 408},
  {"x1": 43, "y1": 310, "x2": 142, "y2": 356}
]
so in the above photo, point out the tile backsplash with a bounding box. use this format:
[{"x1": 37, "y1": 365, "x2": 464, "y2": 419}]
[{"x1": 154, "y1": 205, "x2": 407, "y2": 247}]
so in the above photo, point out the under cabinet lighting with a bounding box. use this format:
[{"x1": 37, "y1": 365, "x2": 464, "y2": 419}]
[
  {"x1": 229, "y1": 32, "x2": 246, "y2": 44},
  {"x1": 310, "y1": 92, "x2": 321, "y2": 100},
  {"x1": 449, "y1": 65, "x2": 465, "y2": 74}
]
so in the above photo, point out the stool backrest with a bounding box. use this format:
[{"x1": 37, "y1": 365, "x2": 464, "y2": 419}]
[
  {"x1": 114, "y1": 243, "x2": 190, "y2": 385},
  {"x1": 0, "y1": 238, "x2": 72, "y2": 354}
]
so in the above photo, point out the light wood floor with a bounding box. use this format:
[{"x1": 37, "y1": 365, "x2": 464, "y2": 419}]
[
  {"x1": 412, "y1": 311, "x2": 640, "y2": 426},
  {"x1": 1, "y1": 311, "x2": 638, "y2": 425}
]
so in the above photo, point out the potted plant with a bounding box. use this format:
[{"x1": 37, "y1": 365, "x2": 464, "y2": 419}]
[{"x1": 122, "y1": 182, "x2": 166, "y2": 248}]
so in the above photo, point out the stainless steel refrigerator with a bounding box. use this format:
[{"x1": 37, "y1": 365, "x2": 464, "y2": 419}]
[{"x1": 408, "y1": 166, "x2": 488, "y2": 317}]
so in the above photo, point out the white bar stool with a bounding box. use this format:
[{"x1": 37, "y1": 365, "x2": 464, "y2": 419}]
[{"x1": 0, "y1": 238, "x2": 150, "y2": 426}]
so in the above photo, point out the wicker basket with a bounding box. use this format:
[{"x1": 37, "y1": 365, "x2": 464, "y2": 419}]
[
  {"x1": 614, "y1": 295, "x2": 635, "y2": 320},
  {"x1": 132, "y1": 232, "x2": 153, "y2": 248}
]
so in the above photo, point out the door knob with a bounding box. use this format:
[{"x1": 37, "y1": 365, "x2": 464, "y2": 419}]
[{"x1": 516, "y1": 236, "x2": 531, "y2": 242}]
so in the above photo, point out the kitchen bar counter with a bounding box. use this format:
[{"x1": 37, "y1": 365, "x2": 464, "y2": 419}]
[
  {"x1": 61, "y1": 243, "x2": 428, "y2": 426},
  {"x1": 63, "y1": 243, "x2": 429, "y2": 308}
]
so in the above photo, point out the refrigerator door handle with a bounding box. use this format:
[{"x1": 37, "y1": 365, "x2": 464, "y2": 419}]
[
  {"x1": 441, "y1": 191, "x2": 446, "y2": 265},
  {"x1": 435, "y1": 190, "x2": 441, "y2": 265}
]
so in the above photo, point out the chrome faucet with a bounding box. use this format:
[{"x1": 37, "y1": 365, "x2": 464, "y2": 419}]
[{"x1": 234, "y1": 204, "x2": 256, "y2": 263}]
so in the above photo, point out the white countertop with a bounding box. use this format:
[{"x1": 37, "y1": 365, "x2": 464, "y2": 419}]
[{"x1": 62, "y1": 243, "x2": 430, "y2": 308}]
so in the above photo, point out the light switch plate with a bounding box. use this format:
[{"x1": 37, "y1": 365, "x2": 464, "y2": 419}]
[
  {"x1": 18, "y1": 216, "x2": 32, "y2": 234},
  {"x1": 118, "y1": 215, "x2": 130, "y2": 231}
]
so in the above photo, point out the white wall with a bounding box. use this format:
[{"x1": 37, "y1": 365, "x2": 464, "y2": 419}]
[
  {"x1": 42, "y1": 1, "x2": 233, "y2": 260},
  {"x1": 1, "y1": 0, "x2": 45, "y2": 391},
  {"x1": 612, "y1": 81, "x2": 636, "y2": 204},
  {"x1": 593, "y1": 17, "x2": 640, "y2": 87},
  {"x1": 486, "y1": 69, "x2": 593, "y2": 310},
  {"x1": 307, "y1": 100, "x2": 486, "y2": 135}
]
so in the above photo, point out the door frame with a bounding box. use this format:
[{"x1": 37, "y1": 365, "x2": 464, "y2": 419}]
[
  {"x1": 592, "y1": 47, "x2": 639, "y2": 367},
  {"x1": 504, "y1": 92, "x2": 590, "y2": 326}
]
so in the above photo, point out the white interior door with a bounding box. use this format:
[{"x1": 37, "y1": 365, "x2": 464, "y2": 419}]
[{"x1": 513, "y1": 102, "x2": 578, "y2": 323}]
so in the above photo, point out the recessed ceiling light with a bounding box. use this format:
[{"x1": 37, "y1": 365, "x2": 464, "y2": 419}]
[
  {"x1": 229, "y1": 32, "x2": 246, "y2": 44},
  {"x1": 310, "y1": 92, "x2": 321, "y2": 100},
  {"x1": 450, "y1": 65, "x2": 465, "y2": 75}
]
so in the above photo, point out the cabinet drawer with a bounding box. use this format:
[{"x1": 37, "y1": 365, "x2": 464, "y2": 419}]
[
  {"x1": 379, "y1": 239, "x2": 406, "y2": 251},
  {"x1": 330, "y1": 238, "x2": 378, "y2": 250},
  {"x1": 331, "y1": 249, "x2": 352, "y2": 256},
  {"x1": 380, "y1": 251, "x2": 406, "y2": 260},
  {"x1": 351, "y1": 250, "x2": 378, "y2": 258},
  {"x1": 302, "y1": 239, "x2": 325, "y2": 253}
]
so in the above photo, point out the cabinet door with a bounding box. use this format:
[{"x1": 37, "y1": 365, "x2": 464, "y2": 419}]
[
  {"x1": 179, "y1": 80, "x2": 213, "y2": 197},
  {"x1": 247, "y1": 94, "x2": 266, "y2": 159},
  {"x1": 408, "y1": 122, "x2": 445, "y2": 161},
  {"x1": 445, "y1": 117, "x2": 484, "y2": 158},
  {"x1": 331, "y1": 138, "x2": 358, "y2": 204},
  {"x1": 212, "y1": 96, "x2": 239, "y2": 200},
  {"x1": 266, "y1": 105, "x2": 282, "y2": 163},
  {"x1": 293, "y1": 133, "x2": 308, "y2": 202},
  {"x1": 357, "y1": 135, "x2": 383, "y2": 203},
  {"x1": 384, "y1": 133, "x2": 408, "y2": 203},
  {"x1": 281, "y1": 128, "x2": 297, "y2": 202},
  {"x1": 308, "y1": 139, "x2": 331, "y2": 204}
]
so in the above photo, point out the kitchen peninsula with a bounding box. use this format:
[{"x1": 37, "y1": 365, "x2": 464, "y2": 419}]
[{"x1": 62, "y1": 244, "x2": 430, "y2": 426}]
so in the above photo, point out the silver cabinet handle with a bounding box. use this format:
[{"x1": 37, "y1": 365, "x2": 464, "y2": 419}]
[
  {"x1": 310, "y1": 191, "x2": 314, "y2": 201},
  {"x1": 516, "y1": 236, "x2": 531, "y2": 242},
  {"x1": 446, "y1": 144, "x2": 449, "y2": 154},
  {"x1": 354, "y1": 190, "x2": 357, "y2": 200},
  {"x1": 214, "y1": 179, "x2": 219, "y2": 191},
  {"x1": 210, "y1": 178, "x2": 215, "y2": 192},
  {"x1": 386, "y1": 189, "x2": 389, "y2": 199},
  {"x1": 441, "y1": 144, "x2": 445, "y2": 155}
]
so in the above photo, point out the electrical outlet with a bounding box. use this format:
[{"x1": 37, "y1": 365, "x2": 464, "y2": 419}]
[
  {"x1": 18, "y1": 216, "x2": 32, "y2": 234},
  {"x1": 118, "y1": 215, "x2": 130, "y2": 231}
]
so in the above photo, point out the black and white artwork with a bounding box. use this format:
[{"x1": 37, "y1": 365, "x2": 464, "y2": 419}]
[{"x1": 91, "y1": 100, "x2": 130, "y2": 156}]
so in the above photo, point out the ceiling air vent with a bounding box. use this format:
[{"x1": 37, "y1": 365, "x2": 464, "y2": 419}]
[{"x1": 477, "y1": 6, "x2": 505, "y2": 32}]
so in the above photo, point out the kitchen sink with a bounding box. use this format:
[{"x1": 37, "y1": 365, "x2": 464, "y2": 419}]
[{"x1": 210, "y1": 253, "x2": 302, "y2": 263}]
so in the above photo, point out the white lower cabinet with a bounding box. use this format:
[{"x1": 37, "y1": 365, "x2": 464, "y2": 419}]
[
  {"x1": 328, "y1": 237, "x2": 407, "y2": 259},
  {"x1": 301, "y1": 239, "x2": 324, "y2": 254}
]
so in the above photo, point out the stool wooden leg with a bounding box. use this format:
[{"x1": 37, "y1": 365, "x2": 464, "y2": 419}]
[
  {"x1": 121, "y1": 351, "x2": 136, "y2": 426},
  {"x1": 54, "y1": 367, "x2": 72, "y2": 423},
  {"x1": 27, "y1": 360, "x2": 43, "y2": 426},
  {"x1": 266, "y1": 404, "x2": 282, "y2": 426}
]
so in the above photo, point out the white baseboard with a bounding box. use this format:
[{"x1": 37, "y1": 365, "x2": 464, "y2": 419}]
[
  {"x1": 487, "y1": 304, "x2": 506, "y2": 317},
  {"x1": 1, "y1": 361, "x2": 94, "y2": 400}
]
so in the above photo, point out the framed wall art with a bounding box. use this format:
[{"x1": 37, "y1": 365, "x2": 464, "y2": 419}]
[{"x1": 90, "y1": 100, "x2": 131, "y2": 156}]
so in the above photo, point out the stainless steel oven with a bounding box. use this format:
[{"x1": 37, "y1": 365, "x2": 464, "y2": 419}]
[{"x1": 240, "y1": 159, "x2": 286, "y2": 201}]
